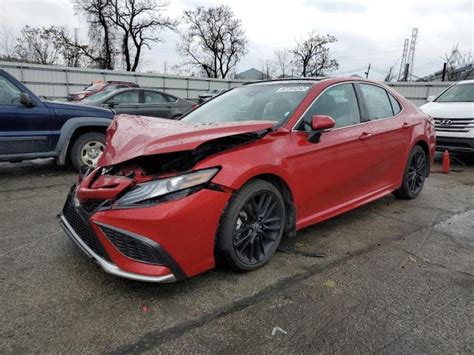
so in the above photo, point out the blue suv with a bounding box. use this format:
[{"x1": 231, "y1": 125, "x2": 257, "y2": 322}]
[{"x1": 0, "y1": 69, "x2": 114, "y2": 170}]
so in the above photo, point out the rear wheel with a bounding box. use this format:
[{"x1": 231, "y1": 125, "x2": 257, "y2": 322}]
[
  {"x1": 216, "y1": 180, "x2": 286, "y2": 272},
  {"x1": 394, "y1": 145, "x2": 427, "y2": 199},
  {"x1": 70, "y1": 132, "x2": 105, "y2": 171}
]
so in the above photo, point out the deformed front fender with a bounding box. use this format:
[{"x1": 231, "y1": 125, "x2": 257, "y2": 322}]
[{"x1": 55, "y1": 117, "x2": 113, "y2": 165}]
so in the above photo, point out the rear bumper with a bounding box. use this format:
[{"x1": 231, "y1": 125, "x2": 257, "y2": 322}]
[
  {"x1": 435, "y1": 136, "x2": 474, "y2": 153},
  {"x1": 58, "y1": 214, "x2": 177, "y2": 283}
]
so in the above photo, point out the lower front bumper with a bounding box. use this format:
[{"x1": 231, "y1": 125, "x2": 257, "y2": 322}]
[
  {"x1": 58, "y1": 214, "x2": 177, "y2": 283},
  {"x1": 436, "y1": 136, "x2": 474, "y2": 153}
]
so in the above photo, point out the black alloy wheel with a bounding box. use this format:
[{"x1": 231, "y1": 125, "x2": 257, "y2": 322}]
[
  {"x1": 232, "y1": 191, "x2": 283, "y2": 265},
  {"x1": 216, "y1": 179, "x2": 286, "y2": 271},
  {"x1": 394, "y1": 145, "x2": 427, "y2": 199},
  {"x1": 407, "y1": 150, "x2": 426, "y2": 195}
]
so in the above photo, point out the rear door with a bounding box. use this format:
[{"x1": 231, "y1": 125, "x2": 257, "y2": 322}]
[
  {"x1": 357, "y1": 83, "x2": 411, "y2": 191},
  {"x1": 0, "y1": 74, "x2": 52, "y2": 155},
  {"x1": 106, "y1": 90, "x2": 141, "y2": 115},
  {"x1": 140, "y1": 90, "x2": 174, "y2": 118},
  {"x1": 291, "y1": 83, "x2": 374, "y2": 220}
]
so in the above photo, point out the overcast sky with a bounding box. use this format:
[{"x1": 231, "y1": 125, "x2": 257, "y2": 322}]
[{"x1": 1, "y1": 0, "x2": 472, "y2": 80}]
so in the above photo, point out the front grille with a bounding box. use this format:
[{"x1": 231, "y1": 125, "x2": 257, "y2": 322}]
[
  {"x1": 81, "y1": 200, "x2": 105, "y2": 214},
  {"x1": 63, "y1": 195, "x2": 110, "y2": 261},
  {"x1": 100, "y1": 226, "x2": 164, "y2": 265},
  {"x1": 434, "y1": 117, "x2": 474, "y2": 133}
]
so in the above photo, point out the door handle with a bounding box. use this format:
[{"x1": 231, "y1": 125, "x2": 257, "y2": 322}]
[
  {"x1": 401, "y1": 122, "x2": 411, "y2": 129},
  {"x1": 358, "y1": 132, "x2": 372, "y2": 141}
]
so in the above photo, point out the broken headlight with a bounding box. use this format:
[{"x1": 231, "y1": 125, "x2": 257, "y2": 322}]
[{"x1": 116, "y1": 168, "x2": 219, "y2": 206}]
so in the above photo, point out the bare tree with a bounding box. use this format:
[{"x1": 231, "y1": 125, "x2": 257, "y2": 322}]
[
  {"x1": 0, "y1": 25, "x2": 16, "y2": 59},
  {"x1": 178, "y1": 5, "x2": 248, "y2": 78},
  {"x1": 384, "y1": 63, "x2": 397, "y2": 82},
  {"x1": 261, "y1": 60, "x2": 276, "y2": 79},
  {"x1": 73, "y1": 0, "x2": 117, "y2": 69},
  {"x1": 293, "y1": 31, "x2": 338, "y2": 77},
  {"x1": 109, "y1": 0, "x2": 176, "y2": 72},
  {"x1": 274, "y1": 49, "x2": 293, "y2": 77},
  {"x1": 46, "y1": 27, "x2": 86, "y2": 67},
  {"x1": 14, "y1": 26, "x2": 61, "y2": 64}
]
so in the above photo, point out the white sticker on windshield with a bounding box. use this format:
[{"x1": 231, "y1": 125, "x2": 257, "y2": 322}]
[{"x1": 276, "y1": 86, "x2": 310, "y2": 93}]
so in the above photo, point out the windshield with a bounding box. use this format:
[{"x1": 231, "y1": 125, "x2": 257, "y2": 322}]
[
  {"x1": 82, "y1": 90, "x2": 114, "y2": 103},
  {"x1": 182, "y1": 83, "x2": 312, "y2": 124},
  {"x1": 84, "y1": 82, "x2": 105, "y2": 92},
  {"x1": 436, "y1": 83, "x2": 474, "y2": 103}
]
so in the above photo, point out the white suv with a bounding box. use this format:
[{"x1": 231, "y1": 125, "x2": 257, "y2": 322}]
[{"x1": 420, "y1": 80, "x2": 474, "y2": 153}]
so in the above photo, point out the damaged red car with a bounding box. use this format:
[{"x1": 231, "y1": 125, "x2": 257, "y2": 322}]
[{"x1": 58, "y1": 78, "x2": 436, "y2": 282}]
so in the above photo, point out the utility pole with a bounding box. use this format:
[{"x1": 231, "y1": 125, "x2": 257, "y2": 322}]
[
  {"x1": 365, "y1": 63, "x2": 371, "y2": 78},
  {"x1": 403, "y1": 63, "x2": 410, "y2": 81},
  {"x1": 406, "y1": 28, "x2": 418, "y2": 80},
  {"x1": 398, "y1": 38, "x2": 409, "y2": 81},
  {"x1": 442, "y1": 63, "x2": 447, "y2": 81}
]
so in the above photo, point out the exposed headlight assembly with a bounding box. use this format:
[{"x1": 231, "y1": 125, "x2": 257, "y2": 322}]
[{"x1": 116, "y1": 168, "x2": 219, "y2": 206}]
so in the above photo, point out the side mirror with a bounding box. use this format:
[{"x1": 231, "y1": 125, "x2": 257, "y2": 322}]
[
  {"x1": 20, "y1": 92, "x2": 35, "y2": 107},
  {"x1": 308, "y1": 115, "x2": 336, "y2": 143},
  {"x1": 427, "y1": 95, "x2": 436, "y2": 102},
  {"x1": 107, "y1": 101, "x2": 117, "y2": 108}
]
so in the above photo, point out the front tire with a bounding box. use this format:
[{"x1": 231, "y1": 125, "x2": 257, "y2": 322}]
[
  {"x1": 216, "y1": 179, "x2": 286, "y2": 272},
  {"x1": 394, "y1": 145, "x2": 427, "y2": 199},
  {"x1": 70, "y1": 132, "x2": 105, "y2": 171}
]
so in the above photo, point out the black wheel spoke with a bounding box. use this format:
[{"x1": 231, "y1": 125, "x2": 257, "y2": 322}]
[
  {"x1": 232, "y1": 190, "x2": 283, "y2": 265},
  {"x1": 407, "y1": 152, "x2": 425, "y2": 195}
]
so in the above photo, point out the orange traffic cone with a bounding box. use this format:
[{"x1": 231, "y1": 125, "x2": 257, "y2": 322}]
[{"x1": 442, "y1": 150, "x2": 450, "y2": 174}]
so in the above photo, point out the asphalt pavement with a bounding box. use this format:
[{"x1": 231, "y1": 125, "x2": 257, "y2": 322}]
[{"x1": 1, "y1": 154, "x2": 473, "y2": 354}]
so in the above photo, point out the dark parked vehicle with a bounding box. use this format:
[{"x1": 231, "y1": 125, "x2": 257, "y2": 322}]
[
  {"x1": 81, "y1": 88, "x2": 196, "y2": 119},
  {"x1": 67, "y1": 81, "x2": 139, "y2": 102},
  {"x1": 0, "y1": 69, "x2": 114, "y2": 170},
  {"x1": 198, "y1": 89, "x2": 227, "y2": 104}
]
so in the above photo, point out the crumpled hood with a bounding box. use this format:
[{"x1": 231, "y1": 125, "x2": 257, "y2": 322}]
[{"x1": 98, "y1": 115, "x2": 276, "y2": 166}]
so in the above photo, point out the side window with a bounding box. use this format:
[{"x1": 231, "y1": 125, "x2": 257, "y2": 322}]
[
  {"x1": 388, "y1": 93, "x2": 401, "y2": 115},
  {"x1": 164, "y1": 94, "x2": 178, "y2": 102},
  {"x1": 144, "y1": 91, "x2": 168, "y2": 103},
  {"x1": 360, "y1": 84, "x2": 393, "y2": 120},
  {"x1": 110, "y1": 91, "x2": 140, "y2": 105},
  {"x1": 301, "y1": 83, "x2": 361, "y2": 129},
  {"x1": 0, "y1": 76, "x2": 21, "y2": 106}
]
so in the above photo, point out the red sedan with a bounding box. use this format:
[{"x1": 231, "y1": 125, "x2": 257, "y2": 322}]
[{"x1": 58, "y1": 78, "x2": 436, "y2": 282}]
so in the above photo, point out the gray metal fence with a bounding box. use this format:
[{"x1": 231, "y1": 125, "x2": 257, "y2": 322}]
[{"x1": 0, "y1": 61, "x2": 453, "y2": 105}]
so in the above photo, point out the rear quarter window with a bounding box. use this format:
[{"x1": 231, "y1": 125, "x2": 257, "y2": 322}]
[
  {"x1": 388, "y1": 93, "x2": 401, "y2": 115},
  {"x1": 360, "y1": 84, "x2": 394, "y2": 120}
]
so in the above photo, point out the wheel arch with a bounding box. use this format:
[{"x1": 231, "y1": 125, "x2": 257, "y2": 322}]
[
  {"x1": 218, "y1": 171, "x2": 296, "y2": 239},
  {"x1": 249, "y1": 173, "x2": 297, "y2": 238},
  {"x1": 54, "y1": 117, "x2": 112, "y2": 165}
]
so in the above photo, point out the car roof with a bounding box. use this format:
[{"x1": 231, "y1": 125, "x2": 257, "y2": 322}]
[
  {"x1": 244, "y1": 77, "x2": 326, "y2": 86},
  {"x1": 105, "y1": 81, "x2": 137, "y2": 84},
  {"x1": 243, "y1": 77, "x2": 385, "y2": 88},
  {"x1": 456, "y1": 79, "x2": 474, "y2": 85}
]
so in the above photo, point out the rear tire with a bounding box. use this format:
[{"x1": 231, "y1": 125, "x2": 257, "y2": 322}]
[
  {"x1": 70, "y1": 132, "x2": 105, "y2": 171},
  {"x1": 393, "y1": 145, "x2": 427, "y2": 199},
  {"x1": 216, "y1": 179, "x2": 286, "y2": 272}
]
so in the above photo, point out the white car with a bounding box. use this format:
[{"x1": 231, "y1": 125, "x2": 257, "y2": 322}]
[{"x1": 420, "y1": 80, "x2": 474, "y2": 153}]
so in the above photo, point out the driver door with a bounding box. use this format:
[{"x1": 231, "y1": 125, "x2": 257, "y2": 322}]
[
  {"x1": 0, "y1": 73, "x2": 52, "y2": 155},
  {"x1": 106, "y1": 90, "x2": 140, "y2": 115},
  {"x1": 289, "y1": 83, "x2": 374, "y2": 223}
]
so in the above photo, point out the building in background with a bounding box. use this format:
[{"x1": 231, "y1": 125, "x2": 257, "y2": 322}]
[{"x1": 235, "y1": 68, "x2": 270, "y2": 80}]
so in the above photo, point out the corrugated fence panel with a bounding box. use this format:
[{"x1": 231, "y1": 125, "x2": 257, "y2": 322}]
[
  {"x1": 0, "y1": 61, "x2": 453, "y2": 104},
  {"x1": 388, "y1": 82, "x2": 452, "y2": 106}
]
